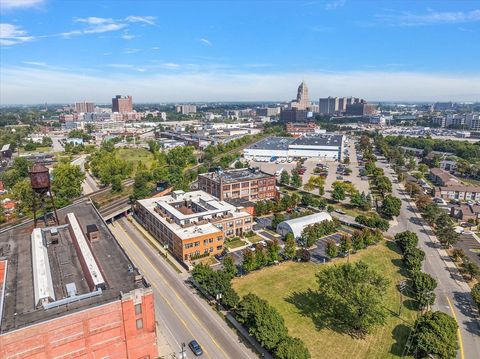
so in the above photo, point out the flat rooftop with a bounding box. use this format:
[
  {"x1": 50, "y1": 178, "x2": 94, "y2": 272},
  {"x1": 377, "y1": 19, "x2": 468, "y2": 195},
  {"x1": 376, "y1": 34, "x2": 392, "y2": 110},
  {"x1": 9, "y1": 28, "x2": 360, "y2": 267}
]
[
  {"x1": 247, "y1": 136, "x2": 295, "y2": 151},
  {"x1": 291, "y1": 134, "x2": 344, "y2": 147},
  {"x1": 199, "y1": 168, "x2": 273, "y2": 183},
  {"x1": 0, "y1": 201, "x2": 143, "y2": 334},
  {"x1": 246, "y1": 134, "x2": 343, "y2": 151}
]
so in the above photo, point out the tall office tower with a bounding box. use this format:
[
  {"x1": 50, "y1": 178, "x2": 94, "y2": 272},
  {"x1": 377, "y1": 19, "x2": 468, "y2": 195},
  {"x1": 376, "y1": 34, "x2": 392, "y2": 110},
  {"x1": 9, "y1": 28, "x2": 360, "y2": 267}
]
[
  {"x1": 338, "y1": 97, "x2": 347, "y2": 113},
  {"x1": 295, "y1": 81, "x2": 310, "y2": 110},
  {"x1": 112, "y1": 95, "x2": 133, "y2": 113},
  {"x1": 319, "y1": 97, "x2": 339, "y2": 114},
  {"x1": 75, "y1": 101, "x2": 95, "y2": 113}
]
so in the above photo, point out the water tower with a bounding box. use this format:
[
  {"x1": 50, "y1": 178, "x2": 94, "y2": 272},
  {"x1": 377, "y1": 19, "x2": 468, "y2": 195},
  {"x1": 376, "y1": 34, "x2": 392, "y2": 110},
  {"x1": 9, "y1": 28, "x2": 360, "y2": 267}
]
[{"x1": 29, "y1": 163, "x2": 59, "y2": 227}]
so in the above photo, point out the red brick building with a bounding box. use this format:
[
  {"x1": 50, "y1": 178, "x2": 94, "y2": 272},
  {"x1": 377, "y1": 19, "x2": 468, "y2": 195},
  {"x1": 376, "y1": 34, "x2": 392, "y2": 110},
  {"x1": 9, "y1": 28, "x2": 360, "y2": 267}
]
[
  {"x1": 198, "y1": 168, "x2": 277, "y2": 202},
  {"x1": 0, "y1": 203, "x2": 157, "y2": 358}
]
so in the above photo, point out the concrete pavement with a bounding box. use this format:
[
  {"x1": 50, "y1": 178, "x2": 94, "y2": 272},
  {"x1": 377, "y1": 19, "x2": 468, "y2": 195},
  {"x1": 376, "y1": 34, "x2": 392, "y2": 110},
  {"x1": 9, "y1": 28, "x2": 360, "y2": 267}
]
[
  {"x1": 377, "y1": 159, "x2": 480, "y2": 359},
  {"x1": 109, "y1": 217, "x2": 258, "y2": 359}
]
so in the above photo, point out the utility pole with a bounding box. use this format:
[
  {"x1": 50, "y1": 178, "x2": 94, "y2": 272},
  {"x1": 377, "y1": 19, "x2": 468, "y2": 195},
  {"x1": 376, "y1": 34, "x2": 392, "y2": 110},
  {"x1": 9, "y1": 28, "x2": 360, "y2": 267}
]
[{"x1": 179, "y1": 342, "x2": 186, "y2": 359}]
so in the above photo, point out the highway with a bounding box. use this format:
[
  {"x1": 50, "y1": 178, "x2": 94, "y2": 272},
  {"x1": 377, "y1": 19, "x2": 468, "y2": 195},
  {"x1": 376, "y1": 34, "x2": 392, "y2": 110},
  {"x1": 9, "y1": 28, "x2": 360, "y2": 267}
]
[
  {"x1": 109, "y1": 217, "x2": 257, "y2": 359},
  {"x1": 378, "y1": 158, "x2": 480, "y2": 359}
]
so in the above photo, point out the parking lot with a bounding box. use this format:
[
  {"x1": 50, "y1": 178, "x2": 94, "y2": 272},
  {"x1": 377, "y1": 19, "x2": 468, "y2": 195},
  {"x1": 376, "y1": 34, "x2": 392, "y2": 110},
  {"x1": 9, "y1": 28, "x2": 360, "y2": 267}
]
[{"x1": 456, "y1": 232, "x2": 480, "y2": 268}]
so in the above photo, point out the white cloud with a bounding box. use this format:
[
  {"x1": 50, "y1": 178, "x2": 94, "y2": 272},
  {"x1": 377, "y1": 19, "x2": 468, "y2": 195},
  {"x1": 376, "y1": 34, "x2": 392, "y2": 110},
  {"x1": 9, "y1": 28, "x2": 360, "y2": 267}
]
[
  {"x1": 325, "y1": 0, "x2": 346, "y2": 10},
  {"x1": 376, "y1": 9, "x2": 480, "y2": 26},
  {"x1": 23, "y1": 61, "x2": 47, "y2": 66},
  {"x1": 163, "y1": 63, "x2": 181, "y2": 69},
  {"x1": 121, "y1": 32, "x2": 135, "y2": 40},
  {"x1": 0, "y1": 23, "x2": 33, "y2": 46},
  {"x1": 1, "y1": 66, "x2": 479, "y2": 104},
  {"x1": 126, "y1": 16, "x2": 156, "y2": 25},
  {"x1": 123, "y1": 48, "x2": 140, "y2": 54},
  {"x1": 0, "y1": 0, "x2": 44, "y2": 9},
  {"x1": 75, "y1": 17, "x2": 112, "y2": 25},
  {"x1": 199, "y1": 38, "x2": 212, "y2": 46}
]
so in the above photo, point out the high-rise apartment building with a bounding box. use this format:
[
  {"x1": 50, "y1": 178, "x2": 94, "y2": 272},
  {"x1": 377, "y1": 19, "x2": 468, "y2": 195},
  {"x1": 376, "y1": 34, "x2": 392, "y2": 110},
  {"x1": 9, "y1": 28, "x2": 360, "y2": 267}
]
[
  {"x1": 345, "y1": 103, "x2": 377, "y2": 116},
  {"x1": 112, "y1": 95, "x2": 133, "y2": 113},
  {"x1": 175, "y1": 104, "x2": 197, "y2": 115},
  {"x1": 75, "y1": 101, "x2": 95, "y2": 113},
  {"x1": 338, "y1": 97, "x2": 347, "y2": 113},
  {"x1": 319, "y1": 97, "x2": 339, "y2": 114}
]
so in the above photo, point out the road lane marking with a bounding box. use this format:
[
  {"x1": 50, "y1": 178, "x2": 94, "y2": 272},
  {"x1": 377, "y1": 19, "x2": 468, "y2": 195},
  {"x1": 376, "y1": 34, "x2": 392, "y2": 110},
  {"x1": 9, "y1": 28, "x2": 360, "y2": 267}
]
[
  {"x1": 111, "y1": 224, "x2": 212, "y2": 359},
  {"x1": 446, "y1": 296, "x2": 465, "y2": 359},
  {"x1": 115, "y1": 222, "x2": 235, "y2": 359}
]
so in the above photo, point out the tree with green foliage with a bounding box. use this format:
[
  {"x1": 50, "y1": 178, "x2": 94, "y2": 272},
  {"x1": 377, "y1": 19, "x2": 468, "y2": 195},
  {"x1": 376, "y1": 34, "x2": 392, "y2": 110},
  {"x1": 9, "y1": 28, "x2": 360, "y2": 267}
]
[
  {"x1": 411, "y1": 272, "x2": 437, "y2": 310},
  {"x1": 51, "y1": 162, "x2": 85, "y2": 207},
  {"x1": 222, "y1": 255, "x2": 237, "y2": 279},
  {"x1": 355, "y1": 213, "x2": 390, "y2": 231},
  {"x1": 280, "y1": 170, "x2": 290, "y2": 185},
  {"x1": 375, "y1": 176, "x2": 392, "y2": 197},
  {"x1": 271, "y1": 213, "x2": 285, "y2": 230},
  {"x1": 242, "y1": 249, "x2": 257, "y2": 273},
  {"x1": 339, "y1": 235, "x2": 352, "y2": 256},
  {"x1": 395, "y1": 231, "x2": 419, "y2": 254},
  {"x1": 471, "y1": 283, "x2": 480, "y2": 312},
  {"x1": 275, "y1": 336, "x2": 311, "y2": 359},
  {"x1": 131, "y1": 170, "x2": 152, "y2": 201},
  {"x1": 404, "y1": 248, "x2": 425, "y2": 273},
  {"x1": 111, "y1": 175, "x2": 123, "y2": 193},
  {"x1": 379, "y1": 195, "x2": 402, "y2": 219},
  {"x1": 325, "y1": 239, "x2": 338, "y2": 258},
  {"x1": 267, "y1": 239, "x2": 281, "y2": 264},
  {"x1": 236, "y1": 293, "x2": 289, "y2": 350},
  {"x1": 12, "y1": 178, "x2": 36, "y2": 216},
  {"x1": 350, "y1": 191, "x2": 371, "y2": 211},
  {"x1": 315, "y1": 261, "x2": 389, "y2": 335},
  {"x1": 461, "y1": 260, "x2": 480, "y2": 280},
  {"x1": 331, "y1": 183, "x2": 346, "y2": 202},
  {"x1": 255, "y1": 244, "x2": 268, "y2": 268},
  {"x1": 435, "y1": 213, "x2": 459, "y2": 248},
  {"x1": 291, "y1": 171, "x2": 302, "y2": 188},
  {"x1": 409, "y1": 311, "x2": 458, "y2": 359},
  {"x1": 284, "y1": 233, "x2": 296, "y2": 259}
]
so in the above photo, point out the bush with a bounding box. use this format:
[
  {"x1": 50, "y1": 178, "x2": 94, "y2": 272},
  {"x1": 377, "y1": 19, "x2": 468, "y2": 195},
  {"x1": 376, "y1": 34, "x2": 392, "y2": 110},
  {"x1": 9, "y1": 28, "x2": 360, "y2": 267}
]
[
  {"x1": 394, "y1": 231, "x2": 419, "y2": 254},
  {"x1": 355, "y1": 214, "x2": 390, "y2": 231},
  {"x1": 275, "y1": 336, "x2": 311, "y2": 359},
  {"x1": 296, "y1": 249, "x2": 311, "y2": 262},
  {"x1": 472, "y1": 283, "x2": 480, "y2": 312}
]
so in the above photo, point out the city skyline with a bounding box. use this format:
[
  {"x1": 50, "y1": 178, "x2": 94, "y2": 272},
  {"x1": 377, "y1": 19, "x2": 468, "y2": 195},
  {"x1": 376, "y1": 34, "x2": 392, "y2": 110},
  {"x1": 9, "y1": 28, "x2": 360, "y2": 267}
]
[{"x1": 1, "y1": 0, "x2": 480, "y2": 103}]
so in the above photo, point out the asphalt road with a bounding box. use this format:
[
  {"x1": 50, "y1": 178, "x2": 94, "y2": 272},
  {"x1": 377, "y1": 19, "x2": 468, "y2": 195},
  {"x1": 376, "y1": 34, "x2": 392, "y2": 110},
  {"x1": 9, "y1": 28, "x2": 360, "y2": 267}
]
[
  {"x1": 110, "y1": 217, "x2": 258, "y2": 359},
  {"x1": 377, "y1": 158, "x2": 480, "y2": 359},
  {"x1": 71, "y1": 154, "x2": 99, "y2": 195}
]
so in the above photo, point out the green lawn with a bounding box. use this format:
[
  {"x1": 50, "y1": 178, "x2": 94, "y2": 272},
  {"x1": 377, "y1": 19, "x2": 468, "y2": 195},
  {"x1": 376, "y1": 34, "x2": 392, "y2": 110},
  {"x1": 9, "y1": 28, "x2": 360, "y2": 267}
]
[
  {"x1": 19, "y1": 146, "x2": 52, "y2": 154},
  {"x1": 116, "y1": 147, "x2": 156, "y2": 172},
  {"x1": 247, "y1": 234, "x2": 265, "y2": 243},
  {"x1": 225, "y1": 238, "x2": 247, "y2": 250},
  {"x1": 232, "y1": 241, "x2": 417, "y2": 359}
]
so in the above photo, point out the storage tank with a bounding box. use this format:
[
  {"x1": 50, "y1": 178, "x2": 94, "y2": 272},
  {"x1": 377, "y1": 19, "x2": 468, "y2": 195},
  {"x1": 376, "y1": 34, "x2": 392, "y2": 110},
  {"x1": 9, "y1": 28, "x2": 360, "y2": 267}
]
[{"x1": 29, "y1": 163, "x2": 51, "y2": 193}]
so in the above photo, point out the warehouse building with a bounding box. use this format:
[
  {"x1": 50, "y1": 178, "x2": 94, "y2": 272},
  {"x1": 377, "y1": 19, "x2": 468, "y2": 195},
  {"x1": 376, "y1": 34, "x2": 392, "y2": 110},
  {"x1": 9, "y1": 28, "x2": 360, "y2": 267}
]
[
  {"x1": 0, "y1": 203, "x2": 157, "y2": 358},
  {"x1": 244, "y1": 134, "x2": 345, "y2": 161}
]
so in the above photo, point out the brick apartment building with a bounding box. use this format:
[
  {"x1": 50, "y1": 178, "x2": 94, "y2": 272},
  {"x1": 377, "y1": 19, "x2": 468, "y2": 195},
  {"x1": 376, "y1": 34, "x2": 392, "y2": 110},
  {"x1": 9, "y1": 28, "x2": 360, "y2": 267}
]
[
  {"x1": 285, "y1": 122, "x2": 320, "y2": 137},
  {"x1": 135, "y1": 190, "x2": 253, "y2": 261},
  {"x1": 198, "y1": 168, "x2": 277, "y2": 202},
  {"x1": 0, "y1": 204, "x2": 157, "y2": 358},
  {"x1": 112, "y1": 95, "x2": 133, "y2": 113}
]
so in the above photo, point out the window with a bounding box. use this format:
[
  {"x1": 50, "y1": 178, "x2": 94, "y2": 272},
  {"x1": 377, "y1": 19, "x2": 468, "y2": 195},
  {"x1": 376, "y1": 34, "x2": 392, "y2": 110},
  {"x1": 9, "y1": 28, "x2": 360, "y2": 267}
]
[
  {"x1": 217, "y1": 236, "x2": 223, "y2": 241},
  {"x1": 210, "y1": 247, "x2": 214, "y2": 252},
  {"x1": 135, "y1": 303, "x2": 142, "y2": 315},
  {"x1": 209, "y1": 238, "x2": 213, "y2": 243},
  {"x1": 203, "y1": 239, "x2": 208, "y2": 245},
  {"x1": 217, "y1": 245, "x2": 223, "y2": 251},
  {"x1": 185, "y1": 243, "x2": 194, "y2": 249},
  {"x1": 136, "y1": 318, "x2": 143, "y2": 329},
  {"x1": 194, "y1": 241, "x2": 200, "y2": 247}
]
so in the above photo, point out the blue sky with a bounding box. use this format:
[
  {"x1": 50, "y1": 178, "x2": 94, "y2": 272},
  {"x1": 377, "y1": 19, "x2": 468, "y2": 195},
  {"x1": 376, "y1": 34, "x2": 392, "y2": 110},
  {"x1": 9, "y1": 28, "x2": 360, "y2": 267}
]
[{"x1": 1, "y1": 0, "x2": 479, "y2": 104}]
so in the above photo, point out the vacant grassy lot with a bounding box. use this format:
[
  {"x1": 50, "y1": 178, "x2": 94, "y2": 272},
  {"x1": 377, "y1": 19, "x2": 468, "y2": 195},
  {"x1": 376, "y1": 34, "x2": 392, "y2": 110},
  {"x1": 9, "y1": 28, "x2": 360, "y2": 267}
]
[
  {"x1": 116, "y1": 147, "x2": 156, "y2": 172},
  {"x1": 232, "y1": 241, "x2": 417, "y2": 359},
  {"x1": 225, "y1": 238, "x2": 246, "y2": 250}
]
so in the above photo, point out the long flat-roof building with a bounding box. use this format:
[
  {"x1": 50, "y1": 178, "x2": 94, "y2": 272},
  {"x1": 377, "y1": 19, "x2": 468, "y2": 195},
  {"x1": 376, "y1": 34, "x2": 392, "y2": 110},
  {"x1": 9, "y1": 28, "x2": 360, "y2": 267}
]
[
  {"x1": 198, "y1": 168, "x2": 277, "y2": 202},
  {"x1": 244, "y1": 134, "x2": 345, "y2": 161},
  {"x1": 0, "y1": 203, "x2": 157, "y2": 358},
  {"x1": 135, "y1": 190, "x2": 253, "y2": 262}
]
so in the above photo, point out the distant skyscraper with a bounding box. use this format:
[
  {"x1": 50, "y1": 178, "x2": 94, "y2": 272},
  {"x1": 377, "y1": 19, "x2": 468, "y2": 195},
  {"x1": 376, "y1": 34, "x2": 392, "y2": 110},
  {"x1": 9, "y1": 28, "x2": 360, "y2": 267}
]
[
  {"x1": 75, "y1": 101, "x2": 95, "y2": 113},
  {"x1": 175, "y1": 104, "x2": 197, "y2": 115},
  {"x1": 112, "y1": 95, "x2": 133, "y2": 113},
  {"x1": 296, "y1": 81, "x2": 309, "y2": 110}
]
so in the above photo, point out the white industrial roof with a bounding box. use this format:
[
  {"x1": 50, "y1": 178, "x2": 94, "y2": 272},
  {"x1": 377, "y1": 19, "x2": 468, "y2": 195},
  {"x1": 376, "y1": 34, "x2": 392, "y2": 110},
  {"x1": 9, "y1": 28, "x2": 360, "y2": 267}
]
[
  {"x1": 276, "y1": 212, "x2": 333, "y2": 238},
  {"x1": 31, "y1": 228, "x2": 55, "y2": 306},
  {"x1": 67, "y1": 213, "x2": 105, "y2": 288}
]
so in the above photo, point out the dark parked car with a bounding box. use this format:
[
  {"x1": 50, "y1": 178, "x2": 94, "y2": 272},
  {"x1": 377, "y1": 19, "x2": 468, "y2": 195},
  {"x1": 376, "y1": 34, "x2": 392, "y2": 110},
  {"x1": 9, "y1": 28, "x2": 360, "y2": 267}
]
[{"x1": 189, "y1": 340, "x2": 203, "y2": 356}]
